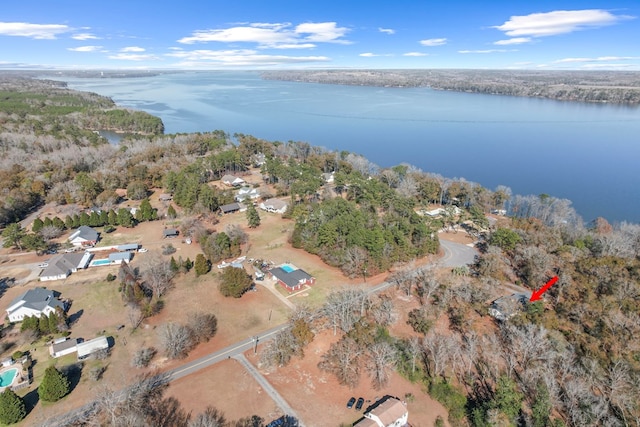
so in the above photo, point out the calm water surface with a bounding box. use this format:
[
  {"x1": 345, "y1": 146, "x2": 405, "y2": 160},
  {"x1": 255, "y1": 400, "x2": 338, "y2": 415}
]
[{"x1": 60, "y1": 71, "x2": 640, "y2": 223}]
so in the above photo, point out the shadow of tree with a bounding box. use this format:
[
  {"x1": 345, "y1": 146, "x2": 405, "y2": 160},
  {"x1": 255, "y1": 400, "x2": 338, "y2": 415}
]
[
  {"x1": 22, "y1": 388, "x2": 39, "y2": 415},
  {"x1": 67, "y1": 309, "x2": 84, "y2": 326},
  {"x1": 60, "y1": 362, "x2": 84, "y2": 393}
]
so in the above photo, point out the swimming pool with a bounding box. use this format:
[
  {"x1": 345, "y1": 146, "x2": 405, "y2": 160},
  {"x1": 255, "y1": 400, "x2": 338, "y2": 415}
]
[
  {"x1": 90, "y1": 259, "x2": 111, "y2": 267},
  {"x1": 281, "y1": 264, "x2": 295, "y2": 273},
  {"x1": 0, "y1": 368, "x2": 18, "y2": 387}
]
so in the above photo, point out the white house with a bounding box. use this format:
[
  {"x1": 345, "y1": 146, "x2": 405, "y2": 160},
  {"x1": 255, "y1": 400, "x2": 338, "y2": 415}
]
[
  {"x1": 40, "y1": 252, "x2": 93, "y2": 281},
  {"x1": 49, "y1": 338, "x2": 79, "y2": 358},
  {"x1": 6, "y1": 288, "x2": 66, "y2": 323},
  {"x1": 108, "y1": 252, "x2": 133, "y2": 265},
  {"x1": 77, "y1": 336, "x2": 110, "y2": 360},
  {"x1": 221, "y1": 174, "x2": 245, "y2": 187},
  {"x1": 354, "y1": 397, "x2": 408, "y2": 427},
  {"x1": 68, "y1": 226, "x2": 99, "y2": 247},
  {"x1": 235, "y1": 187, "x2": 261, "y2": 202},
  {"x1": 259, "y1": 198, "x2": 288, "y2": 214}
]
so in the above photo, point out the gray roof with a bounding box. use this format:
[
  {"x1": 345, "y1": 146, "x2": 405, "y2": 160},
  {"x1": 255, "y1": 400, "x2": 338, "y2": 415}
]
[
  {"x1": 109, "y1": 252, "x2": 133, "y2": 261},
  {"x1": 270, "y1": 267, "x2": 313, "y2": 289},
  {"x1": 41, "y1": 253, "x2": 85, "y2": 278},
  {"x1": 117, "y1": 243, "x2": 139, "y2": 251},
  {"x1": 220, "y1": 203, "x2": 241, "y2": 213},
  {"x1": 261, "y1": 198, "x2": 287, "y2": 210},
  {"x1": 52, "y1": 338, "x2": 78, "y2": 353},
  {"x1": 69, "y1": 226, "x2": 99, "y2": 242},
  {"x1": 8, "y1": 287, "x2": 65, "y2": 314},
  {"x1": 163, "y1": 228, "x2": 179, "y2": 237}
]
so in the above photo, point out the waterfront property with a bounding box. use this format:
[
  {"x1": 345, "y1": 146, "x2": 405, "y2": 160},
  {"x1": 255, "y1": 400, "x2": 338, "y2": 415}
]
[
  {"x1": 6, "y1": 287, "x2": 66, "y2": 322},
  {"x1": 269, "y1": 264, "x2": 315, "y2": 292}
]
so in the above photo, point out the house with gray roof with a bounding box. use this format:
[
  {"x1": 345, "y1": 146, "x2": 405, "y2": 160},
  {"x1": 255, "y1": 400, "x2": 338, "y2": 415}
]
[
  {"x1": 219, "y1": 202, "x2": 247, "y2": 215},
  {"x1": 40, "y1": 252, "x2": 93, "y2": 281},
  {"x1": 6, "y1": 287, "x2": 66, "y2": 323},
  {"x1": 108, "y1": 252, "x2": 133, "y2": 264},
  {"x1": 269, "y1": 265, "x2": 315, "y2": 292},
  {"x1": 68, "y1": 226, "x2": 99, "y2": 247},
  {"x1": 49, "y1": 338, "x2": 79, "y2": 358}
]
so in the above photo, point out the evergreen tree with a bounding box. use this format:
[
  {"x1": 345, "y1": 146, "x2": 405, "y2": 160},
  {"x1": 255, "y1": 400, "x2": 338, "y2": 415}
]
[
  {"x1": 32, "y1": 217, "x2": 44, "y2": 233},
  {"x1": 0, "y1": 389, "x2": 27, "y2": 424},
  {"x1": 79, "y1": 212, "x2": 90, "y2": 226},
  {"x1": 38, "y1": 366, "x2": 70, "y2": 402},
  {"x1": 246, "y1": 203, "x2": 261, "y2": 228},
  {"x1": 64, "y1": 215, "x2": 74, "y2": 230},
  {"x1": 43, "y1": 216, "x2": 53, "y2": 228},
  {"x1": 167, "y1": 204, "x2": 177, "y2": 219},
  {"x1": 99, "y1": 210, "x2": 109, "y2": 226},
  {"x1": 47, "y1": 312, "x2": 59, "y2": 334},
  {"x1": 138, "y1": 198, "x2": 157, "y2": 221},
  {"x1": 38, "y1": 315, "x2": 50, "y2": 335},
  {"x1": 2, "y1": 223, "x2": 26, "y2": 250},
  {"x1": 219, "y1": 267, "x2": 253, "y2": 298},
  {"x1": 52, "y1": 216, "x2": 65, "y2": 230},
  {"x1": 183, "y1": 257, "x2": 193, "y2": 272},
  {"x1": 72, "y1": 214, "x2": 81, "y2": 228},
  {"x1": 107, "y1": 209, "x2": 118, "y2": 226},
  {"x1": 170, "y1": 256, "x2": 180, "y2": 273},
  {"x1": 89, "y1": 211, "x2": 101, "y2": 227},
  {"x1": 194, "y1": 254, "x2": 211, "y2": 276},
  {"x1": 117, "y1": 208, "x2": 135, "y2": 228}
]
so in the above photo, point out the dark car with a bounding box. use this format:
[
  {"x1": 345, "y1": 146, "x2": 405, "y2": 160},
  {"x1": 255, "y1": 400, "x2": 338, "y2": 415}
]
[
  {"x1": 355, "y1": 397, "x2": 365, "y2": 410},
  {"x1": 346, "y1": 397, "x2": 356, "y2": 409}
]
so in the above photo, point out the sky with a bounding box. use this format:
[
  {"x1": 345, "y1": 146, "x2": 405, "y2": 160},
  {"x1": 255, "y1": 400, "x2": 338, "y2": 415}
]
[{"x1": 1, "y1": 1, "x2": 639, "y2": 70}]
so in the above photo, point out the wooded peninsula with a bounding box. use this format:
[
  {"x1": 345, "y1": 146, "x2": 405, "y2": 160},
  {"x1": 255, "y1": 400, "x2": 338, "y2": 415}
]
[{"x1": 261, "y1": 69, "x2": 640, "y2": 104}]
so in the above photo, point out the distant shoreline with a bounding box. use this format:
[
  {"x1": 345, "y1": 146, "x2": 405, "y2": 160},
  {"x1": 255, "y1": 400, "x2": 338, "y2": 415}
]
[{"x1": 261, "y1": 69, "x2": 640, "y2": 105}]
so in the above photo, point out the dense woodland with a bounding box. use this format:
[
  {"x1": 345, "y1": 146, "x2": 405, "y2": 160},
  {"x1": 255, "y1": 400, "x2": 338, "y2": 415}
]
[
  {"x1": 262, "y1": 69, "x2": 640, "y2": 104},
  {"x1": 1, "y1": 75, "x2": 640, "y2": 427}
]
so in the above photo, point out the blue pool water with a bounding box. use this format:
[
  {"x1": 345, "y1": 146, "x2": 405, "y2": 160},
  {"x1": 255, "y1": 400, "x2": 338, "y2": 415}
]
[
  {"x1": 91, "y1": 259, "x2": 111, "y2": 266},
  {"x1": 281, "y1": 265, "x2": 295, "y2": 273},
  {"x1": 0, "y1": 368, "x2": 17, "y2": 387}
]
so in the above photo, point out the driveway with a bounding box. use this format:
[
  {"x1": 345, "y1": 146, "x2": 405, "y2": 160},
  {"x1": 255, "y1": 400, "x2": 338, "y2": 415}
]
[{"x1": 439, "y1": 239, "x2": 478, "y2": 268}]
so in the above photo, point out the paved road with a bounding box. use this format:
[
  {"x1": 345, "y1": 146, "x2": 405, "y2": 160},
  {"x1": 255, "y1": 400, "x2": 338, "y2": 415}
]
[
  {"x1": 167, "y1": 324, "x2": 290, "y2": 381},
  {"x1": 234, "y1": 353, "x2": 304, "y2": 426},
  {"x1": 439, "y1": 239, "x2": 478, "y2": 268}
]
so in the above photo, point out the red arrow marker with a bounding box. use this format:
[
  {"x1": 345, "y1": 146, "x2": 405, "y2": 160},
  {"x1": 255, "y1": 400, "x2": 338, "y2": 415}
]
[{"x1": 530, "y1": 276, "x2": 558, "y2": 302}]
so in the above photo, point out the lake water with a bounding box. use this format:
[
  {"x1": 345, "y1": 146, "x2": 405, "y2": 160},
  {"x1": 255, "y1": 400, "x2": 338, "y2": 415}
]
[{"x1": 59, "y1": 71, "x2": 640, "y2": 223}]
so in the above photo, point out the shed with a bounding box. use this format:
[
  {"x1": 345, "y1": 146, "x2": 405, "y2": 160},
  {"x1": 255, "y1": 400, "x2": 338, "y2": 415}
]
[
  {"x1": 77, "y1": 336, "x2": 110, "y2": 360},
  {"x1": 117, "y1": 243, "x2": 140, "y2": 252},
  {"x1": 163, "y1": 228, "x2": 179, "y2": 238}
]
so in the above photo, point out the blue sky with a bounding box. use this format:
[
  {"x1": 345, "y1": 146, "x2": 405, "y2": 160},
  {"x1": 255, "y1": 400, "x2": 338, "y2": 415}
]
[{"x1": 1, "y1": 1, "x2": 639, "y2": 70}]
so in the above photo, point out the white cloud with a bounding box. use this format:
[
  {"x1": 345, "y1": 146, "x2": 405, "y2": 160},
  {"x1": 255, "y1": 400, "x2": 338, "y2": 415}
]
[
  {"x1": 178, "y1": 21, "x2": 349, "y2": 48},
  {"x1": 379, "y1": 27, "x2": 395, "y2": 35},
  {"x1": 0, "y1": 22, "x2": 70, "y2": 39},
  {"x1": 67, "y1": 46, "x2": 102, "y2": 52},
  {"x1": 458, "y1": 49, "x2": 513, "y2": 54},
  {"x1": 494, "y1": 37, "x2": 531, "y2": 45},
  {"x1": 359, "y1": 52, "x2": 393, "y2": 57},
  {"x1": 72, "y1": 33, "x2": 98, "y2": 40},
  {"x1": 165, "y1": 48, "x2": 330, "y2": 67},
  {"x1": 493, "y1": 9, "x2": 632, "y2": 38},
  {"x1": 403, "y1": 52, "x2": 428, "y2": 57},
  {"x1": 121, "y1": 46, "x2": 145, "y2": 52},
  {"x1": 554, "y1": 56, "x2": 638, "y2": 63},
  {"x1": 108, "y1": 53, "x2": 160, "y2": 61},
  {"x1": 420, "y1": 38, "x2": 447, "y2": 46}
]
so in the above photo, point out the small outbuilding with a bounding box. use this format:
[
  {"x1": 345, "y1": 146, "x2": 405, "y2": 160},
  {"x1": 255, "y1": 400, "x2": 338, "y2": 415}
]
[
  {"x1": 49, "y1": 338, "x2": 79, "y2": 358},
  {"x1": 163, "y1": 228, "x2": 179, "y2": 238},
  {"x1": 108, "y1": 252, "x2": 133, "y2": 264}
]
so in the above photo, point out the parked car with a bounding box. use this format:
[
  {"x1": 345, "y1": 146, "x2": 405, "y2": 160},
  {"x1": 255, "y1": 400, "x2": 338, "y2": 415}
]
[
  {"x1": 346, "y1": 397, "x2": 356, "y2": 409},
  {"x1": 355, "y1": 397, "x2": 365, "y2": 410},
  {"x1": 37, "y1": 263, "x2": 49, "y2": 268},
  {"x1": 138, "y1": 248, "x2": 148, "y2": 253},
  {"x1": 64, "y1": 248, "x2": 76, "y2": 253}
]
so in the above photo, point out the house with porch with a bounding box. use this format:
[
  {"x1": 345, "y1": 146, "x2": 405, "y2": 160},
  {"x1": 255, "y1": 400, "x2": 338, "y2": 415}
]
[
  {"x1": 68, "y1": 226, "x2": 99, "y2": 247},
  {"x1": 259, "y1": 198, "x2": 288, "y2": 214},
  {"x1": 40, "y1": 252, "x2": 93, "y2": 281},
  {"x1": 6, "y1": 288, "x2": 67, "y2": 323}
]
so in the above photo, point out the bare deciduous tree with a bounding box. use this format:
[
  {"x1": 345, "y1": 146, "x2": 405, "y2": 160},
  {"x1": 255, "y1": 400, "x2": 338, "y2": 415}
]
[
  {"x1": 188, "y1": 312, "x2": 218, "y2": 344},
  {"x1": 142, "y1": 255, "x2": 175, "y2": 299},
  {"x1": 318, "y1": 336, "x2": 363, "y2": 388},
  {"x1": 189, "y1": 406, "x2": 227, "y2": 427},
  {"x1": 158, "y1": 322, "x2": 194, "y2": 359},
  {"x1": 366, "y1": 342, "x2": 397, "y2": 389}
]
